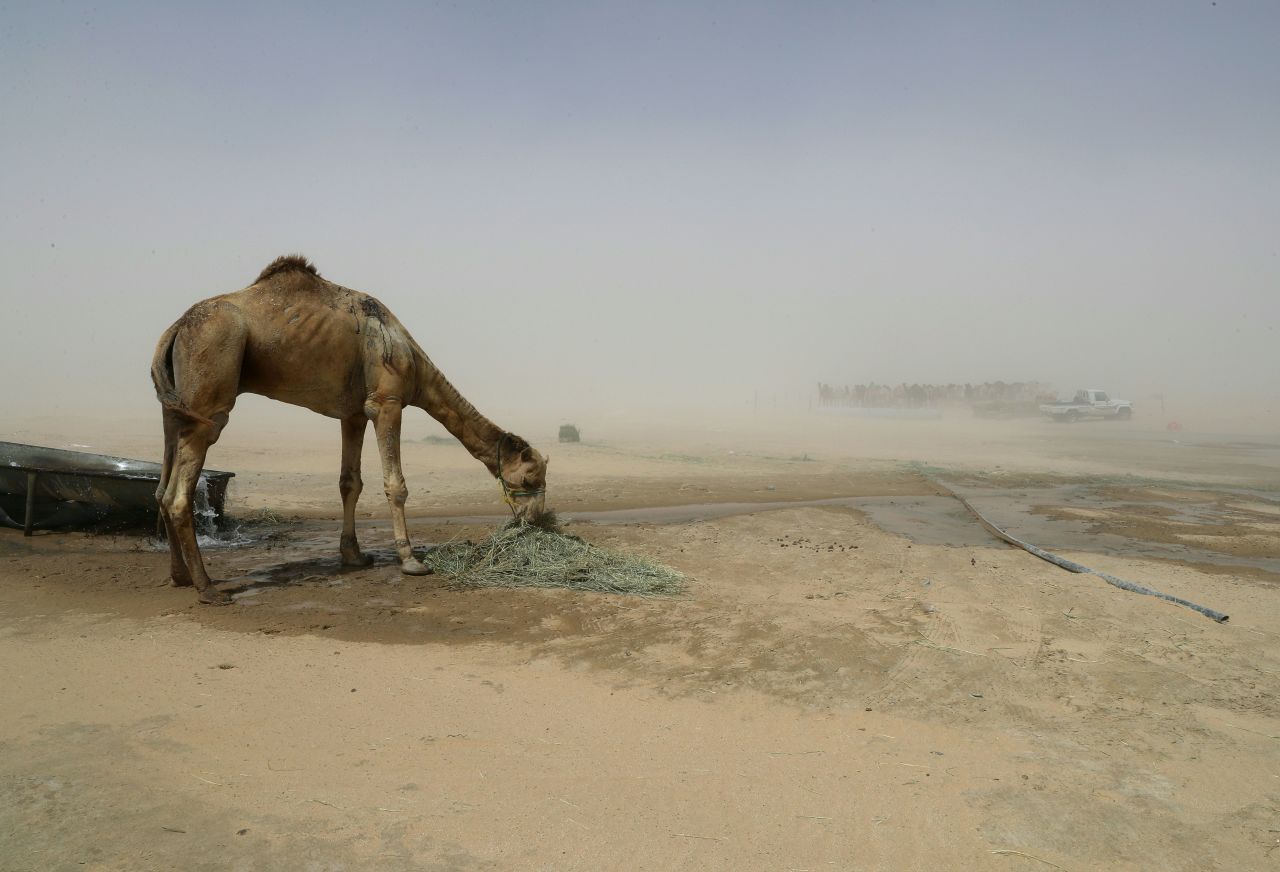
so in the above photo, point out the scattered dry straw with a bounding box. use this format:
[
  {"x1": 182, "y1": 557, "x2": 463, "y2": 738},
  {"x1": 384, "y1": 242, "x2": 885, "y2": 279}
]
[{"x1": 421, "y1": 519, "x2": 684, "y2": 596}]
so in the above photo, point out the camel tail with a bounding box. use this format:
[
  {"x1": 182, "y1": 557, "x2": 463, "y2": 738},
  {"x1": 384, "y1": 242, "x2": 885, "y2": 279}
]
[{"x1": 151, "y1": 322, "x2": 216, "y2": 427}]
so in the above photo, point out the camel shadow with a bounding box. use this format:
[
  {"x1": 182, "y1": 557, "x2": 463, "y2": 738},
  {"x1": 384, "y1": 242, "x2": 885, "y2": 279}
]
[{"x1": 220, "y1": 546, "x2": 432, "y2": 600}]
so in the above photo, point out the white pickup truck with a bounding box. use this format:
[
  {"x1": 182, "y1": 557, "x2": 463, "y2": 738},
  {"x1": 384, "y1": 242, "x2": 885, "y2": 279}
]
[{"x1": 1040, "y1": 389, "x2": 1133, "y2": 422}]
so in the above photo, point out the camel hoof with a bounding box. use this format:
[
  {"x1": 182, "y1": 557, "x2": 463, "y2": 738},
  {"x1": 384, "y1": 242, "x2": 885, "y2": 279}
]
[
  {"x1": 342, "y1": 552, "x2": 375, "y2": 568},
  {"x1": 400, "y1": 558, "x2": 433, "y2": 576},
  {"x1": 170, "y1": 576, "x2": 194, "y2": 588},
  {"x1": 198, "y1": 587, "x2": 233, "y2": 606}
]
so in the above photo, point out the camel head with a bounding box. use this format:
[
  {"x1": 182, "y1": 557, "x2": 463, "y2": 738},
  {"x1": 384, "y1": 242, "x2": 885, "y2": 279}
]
[{"x1": 497, "y1": 435, "x2": 549, "y2": 523}]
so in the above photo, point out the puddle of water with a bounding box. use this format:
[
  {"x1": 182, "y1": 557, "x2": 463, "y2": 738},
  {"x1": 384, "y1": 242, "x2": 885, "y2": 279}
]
[
  {"x1": 949, "y1": 484, "x2": 1280, "y2": 576},
  {"x1": 844, "y1": 496, "x2": 992, "y2": 548}
]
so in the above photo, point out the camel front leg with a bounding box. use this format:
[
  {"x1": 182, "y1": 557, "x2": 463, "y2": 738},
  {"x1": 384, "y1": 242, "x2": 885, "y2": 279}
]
[
  {"x1": 338, "y1": 415, "x2": 373, "y2": 566},
  {"x1": 370, "y1": 398, "x2": 432, "y2": 576}
]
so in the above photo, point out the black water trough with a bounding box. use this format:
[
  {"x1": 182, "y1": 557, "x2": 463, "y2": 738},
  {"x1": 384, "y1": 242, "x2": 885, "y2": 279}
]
[{"x1": 0, "y1": 441, "x2": 233, "y2": 535}]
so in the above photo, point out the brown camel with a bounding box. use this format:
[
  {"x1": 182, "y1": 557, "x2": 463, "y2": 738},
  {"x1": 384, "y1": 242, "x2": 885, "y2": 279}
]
[{"x1": 150, "y1": 255, "x2": 548, "y2": 605}]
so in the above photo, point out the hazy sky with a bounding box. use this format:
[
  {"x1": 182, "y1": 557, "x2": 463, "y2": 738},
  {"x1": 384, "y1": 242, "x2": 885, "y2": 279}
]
[{"x1": 3, "y1": 1, "x2": 1277, "y2": 427}]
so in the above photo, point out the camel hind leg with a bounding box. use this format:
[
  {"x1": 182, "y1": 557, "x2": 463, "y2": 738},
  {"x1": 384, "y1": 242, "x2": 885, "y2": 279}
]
[
  {"x1": 157, "y1": 302, "x2": 244, "y2": 604},
  {"x1": 162, "y1": 422, "x2": 229, "y2": 603},
  {"x1": 156, "y1": 409, "x2": 193, "y2": 587}
]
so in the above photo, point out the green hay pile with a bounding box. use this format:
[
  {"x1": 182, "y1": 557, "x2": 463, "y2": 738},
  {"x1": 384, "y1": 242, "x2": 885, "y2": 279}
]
[{"x1": 421, "y1": 520, "x2": 684, "y2": 596}]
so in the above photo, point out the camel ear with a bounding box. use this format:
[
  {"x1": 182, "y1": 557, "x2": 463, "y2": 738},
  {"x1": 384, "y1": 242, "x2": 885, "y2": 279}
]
[{"x1": 519, "y1": 446, "x2": 533, "y2": 463}]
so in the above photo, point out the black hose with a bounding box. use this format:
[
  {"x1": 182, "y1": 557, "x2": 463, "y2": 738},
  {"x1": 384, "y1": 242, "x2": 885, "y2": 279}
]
[{"x1": 925, "y1": 475, "x2": 1228, "y2": 624}]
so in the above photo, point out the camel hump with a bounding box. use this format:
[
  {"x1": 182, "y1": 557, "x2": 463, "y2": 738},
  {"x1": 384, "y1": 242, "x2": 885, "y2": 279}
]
[{"x1": 255, "y1": 254, "x2": 320, "y2": 284}]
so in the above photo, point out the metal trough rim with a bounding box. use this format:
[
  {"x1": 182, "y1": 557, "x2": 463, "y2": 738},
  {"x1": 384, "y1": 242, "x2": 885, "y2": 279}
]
[
  {"x1": 1, "y1": 440, "x2": 233, "y2": 482},
  {"x1": 1, "y1": 441, "x2": 234, "y2": 535}
]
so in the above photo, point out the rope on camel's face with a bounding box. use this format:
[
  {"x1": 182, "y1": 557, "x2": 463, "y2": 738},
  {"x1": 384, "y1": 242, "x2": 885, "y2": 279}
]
[{"x1": 496, "y1": 434, "x2": 545, "y2": 514}]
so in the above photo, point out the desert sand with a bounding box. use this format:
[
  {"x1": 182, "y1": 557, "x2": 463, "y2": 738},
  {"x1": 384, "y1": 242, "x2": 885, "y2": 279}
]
[{"x1": 2, "y1": 409, "x2": 1278, "y2": 871}]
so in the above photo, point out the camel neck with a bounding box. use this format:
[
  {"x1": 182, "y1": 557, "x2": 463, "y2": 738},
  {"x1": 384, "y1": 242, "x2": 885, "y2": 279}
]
[{"x1": 411, "y1": 353, "x2": 505, "y2": 475}]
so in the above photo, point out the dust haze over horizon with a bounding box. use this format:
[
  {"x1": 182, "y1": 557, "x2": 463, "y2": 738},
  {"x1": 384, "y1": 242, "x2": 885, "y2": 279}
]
[{"x1": 2, "y1": 2, "x2": 1277, "y2": 436}]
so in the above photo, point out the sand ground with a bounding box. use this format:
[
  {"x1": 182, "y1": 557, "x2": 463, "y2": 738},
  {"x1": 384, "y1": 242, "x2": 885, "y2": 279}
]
[{"x1": 2, "y1": 410, "x2": 1279, "y2": 871}]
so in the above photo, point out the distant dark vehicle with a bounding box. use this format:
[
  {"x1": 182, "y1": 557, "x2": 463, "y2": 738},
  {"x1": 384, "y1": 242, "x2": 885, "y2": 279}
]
[
  {"x1": 0, "y1": 441, "x2": 233, "y2": 534},
  {"x1": 558, "y1": 424, "x2": 581, "y2": 443},
  {"x1": 1040, "y1": 389, "x2": 1134, "y2": 422}
]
